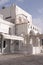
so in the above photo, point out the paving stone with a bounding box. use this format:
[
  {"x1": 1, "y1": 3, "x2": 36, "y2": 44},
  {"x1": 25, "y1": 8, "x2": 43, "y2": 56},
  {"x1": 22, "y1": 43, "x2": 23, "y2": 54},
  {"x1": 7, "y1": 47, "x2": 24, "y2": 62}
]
[{"x1": 0, "y1": 54, "x2": 43, "y2": 65}]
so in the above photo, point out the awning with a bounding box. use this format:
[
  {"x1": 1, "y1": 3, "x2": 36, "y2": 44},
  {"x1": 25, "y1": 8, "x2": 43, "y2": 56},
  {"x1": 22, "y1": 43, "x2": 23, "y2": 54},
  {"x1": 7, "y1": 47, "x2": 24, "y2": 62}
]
[{"x1": 3, "y1": 34, "x2": 24, "y2": 41}]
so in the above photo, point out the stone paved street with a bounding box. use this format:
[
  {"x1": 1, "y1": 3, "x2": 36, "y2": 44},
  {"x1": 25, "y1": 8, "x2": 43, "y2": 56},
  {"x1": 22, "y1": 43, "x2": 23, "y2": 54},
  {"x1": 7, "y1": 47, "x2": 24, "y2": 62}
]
[{"x1": 0, "y1": 54, "x2": 43, "y2": 65}]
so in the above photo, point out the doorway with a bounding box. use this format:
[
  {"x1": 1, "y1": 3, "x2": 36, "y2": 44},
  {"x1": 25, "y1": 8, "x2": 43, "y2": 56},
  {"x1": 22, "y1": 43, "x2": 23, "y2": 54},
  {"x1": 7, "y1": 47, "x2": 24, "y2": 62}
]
[
  {"x1": 41, "y1": 39, "x2": 43, "y2": 53},
  {"x1": 14, "y1": 40, "x2": 19, "y2": 53},
  {"x1": 0, "y1": 34, "x2": 2, "y2": 53}
]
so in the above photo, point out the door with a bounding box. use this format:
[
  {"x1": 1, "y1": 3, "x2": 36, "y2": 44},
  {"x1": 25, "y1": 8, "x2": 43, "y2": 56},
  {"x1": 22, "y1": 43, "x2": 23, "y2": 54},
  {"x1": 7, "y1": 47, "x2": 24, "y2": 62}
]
[
  {"x1": 0, "y1": 34, "x2": 2, "y2": 53},
  {"x1": 15, "y1": 40, "x2": 19, "y2": 51},
  {"x1": 41, "y1": 39, "x2": 43, "y2": 53},
  {"x1": 14, "y1": 40, "x2": 19, "y2": 53}
]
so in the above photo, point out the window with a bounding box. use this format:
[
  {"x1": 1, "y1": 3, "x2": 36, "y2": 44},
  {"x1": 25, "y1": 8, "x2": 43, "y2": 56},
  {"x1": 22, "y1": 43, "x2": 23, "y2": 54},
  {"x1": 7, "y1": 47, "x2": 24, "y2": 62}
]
[
  {"x1": 16, "y1": 42, "x2": 19, "y2": 45},
  {"x1": 28, "y1": 21, "x2": 29, "y2": 23},
  {"x1": 30, "y1": 26, "x2": 32, "y2": 29},
  {"x1": 19, "y1": 17, "x2": 21, "y2": 22},
  {"x1": 33, "y1": 27, "x2": 34, "y2": 29},
  {"x1": 5, "y1": 16, "x2": 11, "y2": 19},
  {"x1": 9, "y1": 28, "x2": 11, "y2": 35},
  {"x1": 42, "y1": 39, "x2": 43, "y2": 45},
  {"x1": 0, "y1": 35, "x2": 2, "y2": 48},
  {"x1": 3, "y1": 41, "x2": 6, "y2": 48}
]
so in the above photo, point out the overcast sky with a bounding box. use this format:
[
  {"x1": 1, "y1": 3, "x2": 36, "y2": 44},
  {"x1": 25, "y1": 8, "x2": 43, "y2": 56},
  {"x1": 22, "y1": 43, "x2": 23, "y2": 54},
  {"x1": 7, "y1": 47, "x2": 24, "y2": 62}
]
[{"x1": 0, "y1": 0, "x2": 43, "y2": 33}]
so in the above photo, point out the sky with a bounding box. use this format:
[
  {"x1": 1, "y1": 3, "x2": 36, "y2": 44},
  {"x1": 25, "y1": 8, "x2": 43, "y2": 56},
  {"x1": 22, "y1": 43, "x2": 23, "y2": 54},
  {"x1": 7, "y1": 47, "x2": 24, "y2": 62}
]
[{"x1": 0, "y1": 0, "x2": 43, "y2": 33}]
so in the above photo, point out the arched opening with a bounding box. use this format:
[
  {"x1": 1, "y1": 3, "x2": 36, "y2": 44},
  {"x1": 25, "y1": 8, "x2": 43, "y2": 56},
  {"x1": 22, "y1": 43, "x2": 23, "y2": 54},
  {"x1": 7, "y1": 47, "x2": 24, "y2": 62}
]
[
  {"x1": 29, "y1": 30, "x2": 35, "y2": 35},
  {"x1": 29, "y1": 30, "x2": 35, "y2": 45},
  {"x1": 29, "y1": 30, "x2": 36, "y2": 54}
]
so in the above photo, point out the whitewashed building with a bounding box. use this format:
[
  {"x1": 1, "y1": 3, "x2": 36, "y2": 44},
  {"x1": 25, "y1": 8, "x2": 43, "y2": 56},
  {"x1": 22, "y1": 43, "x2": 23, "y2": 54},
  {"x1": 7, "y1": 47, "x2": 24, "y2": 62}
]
[{"x1": 0, "y1": 4, "x2": 41, "y2": 54}]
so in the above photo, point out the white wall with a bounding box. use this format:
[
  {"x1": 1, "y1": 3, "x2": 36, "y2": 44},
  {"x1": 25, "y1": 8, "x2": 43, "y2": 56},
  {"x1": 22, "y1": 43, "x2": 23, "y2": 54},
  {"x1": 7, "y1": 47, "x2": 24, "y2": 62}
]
[
  {"x1": 0, "y1": 23, "x2": 9, "y2": 34},
  {"x1": 0, "y1": 18, "x2": 14, "y2": 34},
  {"x1": 16, "y1": 6, "x2": 32, "y2": 24},
  {"x1": 16, "y1": 23, "x2": 28, "y2": 35},
  {"x1": 15, "y1": 23, "x2": 39, "y2": 36},
  {"x1": 0, "y1": 7, "x2": 10, "y2": 20},
  {"x1": 9, "y1": 25, "x2": 15, "y2": 35},
  {"x1": 0, "y1": 4, "x2": 16, "y2": 22}
]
